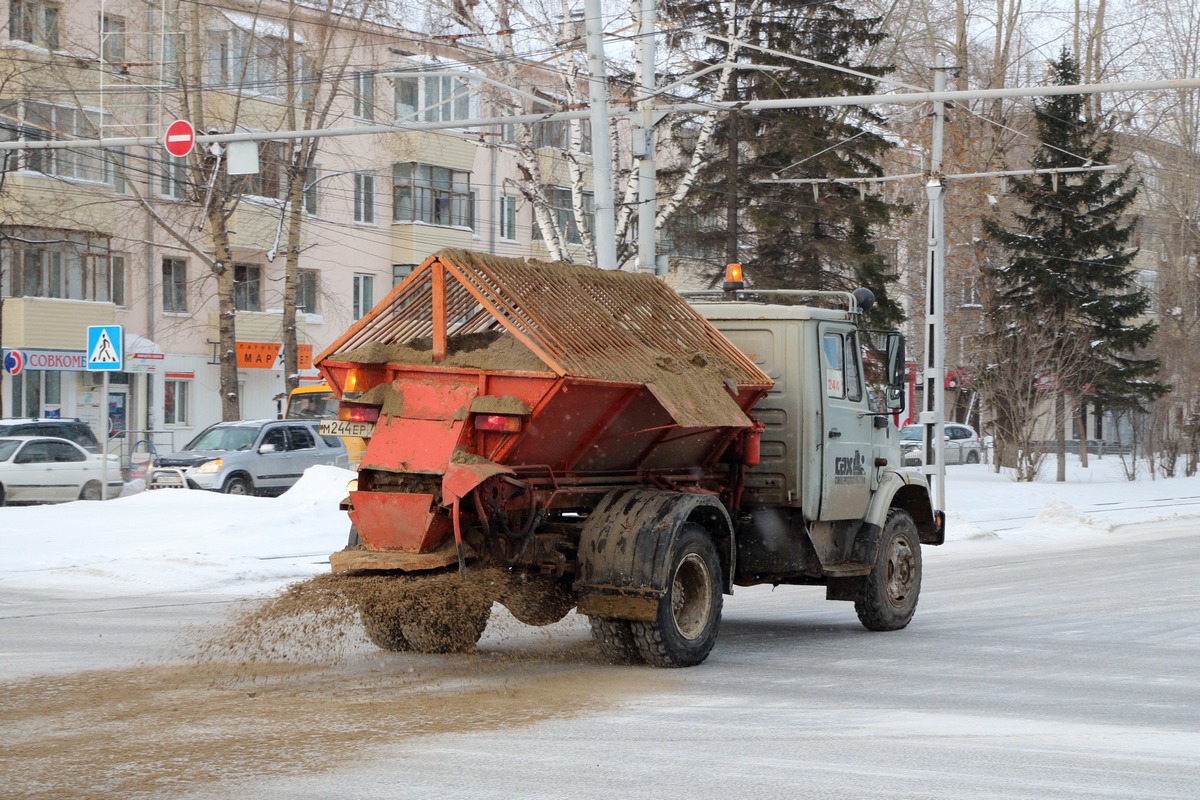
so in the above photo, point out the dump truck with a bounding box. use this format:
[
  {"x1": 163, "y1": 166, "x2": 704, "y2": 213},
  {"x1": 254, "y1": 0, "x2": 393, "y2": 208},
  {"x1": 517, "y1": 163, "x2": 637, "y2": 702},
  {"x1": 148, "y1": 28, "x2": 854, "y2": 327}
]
[{"x1": 315, "y1": 249, "x2": 943, "y2": 667}]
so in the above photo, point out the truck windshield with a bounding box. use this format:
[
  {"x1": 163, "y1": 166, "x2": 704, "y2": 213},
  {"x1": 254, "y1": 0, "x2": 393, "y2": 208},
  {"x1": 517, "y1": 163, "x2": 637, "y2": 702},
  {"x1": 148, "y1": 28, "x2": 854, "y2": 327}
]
[
  {"x1": 286, "y1": 391, "x2": 336, "y2": 419},
  {"x1": 184, "y1": 425, "x2": 260, "y2": 451}
]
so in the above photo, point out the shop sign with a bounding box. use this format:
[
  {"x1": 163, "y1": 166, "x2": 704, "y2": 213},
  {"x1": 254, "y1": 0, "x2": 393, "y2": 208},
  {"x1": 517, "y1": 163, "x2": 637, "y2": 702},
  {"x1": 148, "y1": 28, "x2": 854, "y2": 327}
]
[
  {"x1": 2, "y1": 349, "x2": 87, "y2": 373},
  {"x1": 235, "y1": 342, "x2": 314, "y2": 370},
  {"x1": 237, "y1": 341, "x2": 282, "y2": 368}
]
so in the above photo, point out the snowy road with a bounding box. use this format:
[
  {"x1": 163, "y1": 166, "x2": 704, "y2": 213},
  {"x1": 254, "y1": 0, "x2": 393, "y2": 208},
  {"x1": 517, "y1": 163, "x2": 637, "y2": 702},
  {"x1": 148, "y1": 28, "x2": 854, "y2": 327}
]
[{"x1": 3, "y1": 462, "x2": 1199, "y2": 798}]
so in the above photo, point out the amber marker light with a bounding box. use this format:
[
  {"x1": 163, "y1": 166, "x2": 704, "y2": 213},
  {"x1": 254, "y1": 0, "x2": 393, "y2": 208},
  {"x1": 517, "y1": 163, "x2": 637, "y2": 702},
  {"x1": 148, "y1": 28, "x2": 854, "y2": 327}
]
[{"x1": 723, "y1": 262, "x2": 745, "y2": 291}]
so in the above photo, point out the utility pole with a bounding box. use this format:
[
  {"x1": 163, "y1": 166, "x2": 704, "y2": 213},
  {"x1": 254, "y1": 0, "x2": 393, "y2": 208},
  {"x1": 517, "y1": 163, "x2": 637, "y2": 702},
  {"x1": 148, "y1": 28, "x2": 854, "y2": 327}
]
[
  {"x1": 725, "y1": 70, "x2": 739, "y2": 268},
  {"x1": 635, "y1": 0, "x2": 658, "y2": 274},
  {"x1": 921, "y1": 55, "x2": 948, "y2": 509},
  {"x1": 583, "y1": 0, "x2": 618, "y2": 270}
]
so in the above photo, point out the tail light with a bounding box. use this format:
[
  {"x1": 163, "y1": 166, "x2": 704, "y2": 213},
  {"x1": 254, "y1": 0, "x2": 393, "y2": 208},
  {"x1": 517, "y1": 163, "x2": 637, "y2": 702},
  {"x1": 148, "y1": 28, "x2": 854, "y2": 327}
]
[
  {"x1": 474, "y1": 414, "x2": 523, "y2": 433},
  {"x1": 344, "y1": 368, "x2": 362, "y2": 393},
  {"x1": 338, "y1": 403, "x2": 380, "y2": 423}
]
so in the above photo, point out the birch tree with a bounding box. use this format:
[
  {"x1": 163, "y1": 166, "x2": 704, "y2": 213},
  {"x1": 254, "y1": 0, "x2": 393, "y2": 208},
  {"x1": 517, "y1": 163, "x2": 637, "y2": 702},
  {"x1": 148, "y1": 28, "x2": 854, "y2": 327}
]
[{"x1": 422, "y1": 0, "x2": 738, "y2": 268}]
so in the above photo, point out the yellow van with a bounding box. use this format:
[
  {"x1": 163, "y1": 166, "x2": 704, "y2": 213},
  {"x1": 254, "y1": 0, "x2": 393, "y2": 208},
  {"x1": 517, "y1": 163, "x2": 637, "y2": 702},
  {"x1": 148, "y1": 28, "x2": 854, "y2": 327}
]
[{"x1": 285, "y1": 383, "x2": 365, "y2": 469}]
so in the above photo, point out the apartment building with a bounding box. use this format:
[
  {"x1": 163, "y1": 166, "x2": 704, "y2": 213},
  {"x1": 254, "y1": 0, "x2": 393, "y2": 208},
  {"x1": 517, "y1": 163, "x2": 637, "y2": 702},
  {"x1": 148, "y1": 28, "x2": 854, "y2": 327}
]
[{"x1": 0, "y1": 0, "x2": 599, "y2": 458}]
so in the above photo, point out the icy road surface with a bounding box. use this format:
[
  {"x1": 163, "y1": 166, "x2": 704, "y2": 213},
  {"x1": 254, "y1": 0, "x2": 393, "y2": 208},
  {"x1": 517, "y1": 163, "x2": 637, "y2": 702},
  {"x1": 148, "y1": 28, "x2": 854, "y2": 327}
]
[{"x1": 2, "y1": 460, "x2": 1199, "y2": 799}]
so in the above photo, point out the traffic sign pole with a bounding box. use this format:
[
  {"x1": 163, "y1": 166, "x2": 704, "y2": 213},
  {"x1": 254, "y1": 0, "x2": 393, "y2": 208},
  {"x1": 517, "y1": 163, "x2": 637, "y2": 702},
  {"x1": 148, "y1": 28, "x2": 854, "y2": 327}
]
[
  {"x1": 87, "y1": 325, "x2": 124, "y2": 500},
  {"x1": 102, "y1": 372, "x2": 110, "y2": 501}
]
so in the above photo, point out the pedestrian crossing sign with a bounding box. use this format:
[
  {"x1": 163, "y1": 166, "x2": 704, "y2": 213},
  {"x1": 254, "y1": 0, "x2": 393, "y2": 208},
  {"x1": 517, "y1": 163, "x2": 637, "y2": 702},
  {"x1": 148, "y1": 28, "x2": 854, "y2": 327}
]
[{"x1": 87, "y1": 325, "x2": 124, "y2": 372}]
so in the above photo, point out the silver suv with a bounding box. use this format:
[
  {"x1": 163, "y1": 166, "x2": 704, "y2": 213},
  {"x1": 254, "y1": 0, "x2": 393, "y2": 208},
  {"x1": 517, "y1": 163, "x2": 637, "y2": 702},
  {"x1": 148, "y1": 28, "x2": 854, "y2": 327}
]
[{"x1": 149, "y1": 419, "x2": 347, "y2": 496}]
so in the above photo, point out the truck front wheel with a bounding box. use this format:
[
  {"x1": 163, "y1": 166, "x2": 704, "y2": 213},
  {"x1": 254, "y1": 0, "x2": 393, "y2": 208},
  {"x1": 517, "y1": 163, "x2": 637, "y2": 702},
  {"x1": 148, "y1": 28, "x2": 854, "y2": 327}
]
[
  {"x1": 855, "y1": 509, "x2": 922, "y2": 632},
  {"x1": 629, "y1": 523, "x2": 723, "y2": 668}
]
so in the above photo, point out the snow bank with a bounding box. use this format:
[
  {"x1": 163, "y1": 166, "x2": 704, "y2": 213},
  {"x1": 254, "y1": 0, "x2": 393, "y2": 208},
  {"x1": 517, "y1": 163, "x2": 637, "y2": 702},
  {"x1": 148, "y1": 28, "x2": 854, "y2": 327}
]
[
  {"x1": 0, "y1": 465, "x2": 356, "y2": 596},
  {"x1": 2, "y1": 456, "x2": 1196, "y2": 596}
]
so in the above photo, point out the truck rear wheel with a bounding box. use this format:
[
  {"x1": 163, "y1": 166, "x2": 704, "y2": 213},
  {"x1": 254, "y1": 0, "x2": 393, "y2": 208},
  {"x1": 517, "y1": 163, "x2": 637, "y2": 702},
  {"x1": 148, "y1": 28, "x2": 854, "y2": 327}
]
[
  {"x1": 855, "y1": 509, "x2": 922, "y2": 631},
  {"x1": 629, "y1": 523, "x2": 723, "y2": 668}
]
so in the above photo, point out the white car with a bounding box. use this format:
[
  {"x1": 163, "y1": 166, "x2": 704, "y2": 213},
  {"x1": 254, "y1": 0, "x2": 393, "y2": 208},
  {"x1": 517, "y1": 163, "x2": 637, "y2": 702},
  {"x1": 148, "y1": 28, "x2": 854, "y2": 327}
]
[
  {"x1": 0, "y1": 436, "x2": 123, "y2": 505},
  {"x1": 899, "y1": 423, "x2": 983, "y2": 466}
]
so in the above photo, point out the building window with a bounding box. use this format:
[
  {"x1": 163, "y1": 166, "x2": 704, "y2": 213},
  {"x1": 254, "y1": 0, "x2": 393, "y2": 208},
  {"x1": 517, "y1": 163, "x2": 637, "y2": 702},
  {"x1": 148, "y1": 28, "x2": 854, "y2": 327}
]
[
  {"x1": 499, "y1": 195, "x2": 517, "y2": 240},
  {"x1": 110, "y1": 254, "x2": 125, "y2": 307},
  {"x1": 393, "y1": 264, "x2": 414, "y2": 286},
  {"x1": 532, "y1": 188, "x2": 593, "y2": 245},
  {"x1": 353, "y1": 71, "x2": 375, "y2": 120},
  {"x1": 12, "y1": 370, "x2": 61, "y2": 417},
  {"x1": 210, "y1": 27, "x2": 288, "y2": 97},
  {"x1": 296, "y1": 268, "x2": 318, "y2": 313},
  {"x1": 146, "y1": 10, "x2": 181, "y2": 83},
  {"x1": 533, "y1": 119, "x2": 592, "y2": 154},
  {"x1": 108, "y1": 148, "x2": 127, "y2": 194},
  {"x1": 239, "y1": 141, "x2": 288, "y2": 200},
  {"x1": 392, "y1": 163, "x2": 471, "y2": 227},
  {"x1": 303, "y1": 165, "x2": 319, "y2": 214},
  {"x1": 234, "y1": 264, "x2": 262, "y2": 311},
  {"x1": 2, "y1": 231, "x2": 120, "y2": 303},
  {"x1": 162, "y1": 257, "x2": 187, "y2": 312},
  {"x1": 15, "y1": 102, "x2": 109, "y2": 182},
  {"x1": 10, "y1": 1, "x2": 60, "y2": 49},
  {"x1": 354, "y1": 172, "x2": 375, "y2": 223},
  {"x1": 101, "y1": 14, "x2": 126, "y2": 66},
  {"x1": 353, "y1": 274, "x2": 373, "y2": 320},
  {"x1": 164, "y1": 379, "x2": 190, "y2": 425},
  {"x1": 159, "y1": 154, "x2": 189, "y2": 198},
  {"x1": 393, "y1": 70, "x2": 474, "y2": 123}
]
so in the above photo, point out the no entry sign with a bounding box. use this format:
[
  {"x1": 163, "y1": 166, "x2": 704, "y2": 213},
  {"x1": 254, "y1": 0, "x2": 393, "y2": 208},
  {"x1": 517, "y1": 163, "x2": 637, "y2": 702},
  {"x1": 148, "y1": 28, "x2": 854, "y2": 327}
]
[{"x1": 164, "y1": 119, "x2": 195, "y2": 158}]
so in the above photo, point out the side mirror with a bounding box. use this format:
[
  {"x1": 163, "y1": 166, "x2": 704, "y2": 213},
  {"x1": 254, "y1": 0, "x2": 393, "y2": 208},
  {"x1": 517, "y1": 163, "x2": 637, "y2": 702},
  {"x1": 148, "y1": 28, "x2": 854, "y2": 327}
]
[
  {"x1": 259, "y1": 443, "x2": 278, "y2": 454},
  {"x1": 886, "y1": 333, "x2": 906, "y2": 387},
  {"x1": 885, "y1": 386, "x2": 904, "y2": 411}
]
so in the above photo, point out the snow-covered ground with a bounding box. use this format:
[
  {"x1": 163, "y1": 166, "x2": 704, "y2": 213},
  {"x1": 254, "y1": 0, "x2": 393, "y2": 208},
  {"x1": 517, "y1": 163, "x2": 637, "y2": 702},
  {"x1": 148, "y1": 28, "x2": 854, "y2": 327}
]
[{"x1": 2, "y1": 456, "x2": 1197, "y2": 597}]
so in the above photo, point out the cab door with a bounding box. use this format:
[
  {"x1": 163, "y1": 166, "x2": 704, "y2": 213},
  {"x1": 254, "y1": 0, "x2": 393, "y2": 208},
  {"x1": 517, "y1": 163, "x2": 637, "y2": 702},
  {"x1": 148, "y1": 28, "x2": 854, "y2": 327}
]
[{"x1": 818, "y1": 324, "x2": 875, "y2": 520}]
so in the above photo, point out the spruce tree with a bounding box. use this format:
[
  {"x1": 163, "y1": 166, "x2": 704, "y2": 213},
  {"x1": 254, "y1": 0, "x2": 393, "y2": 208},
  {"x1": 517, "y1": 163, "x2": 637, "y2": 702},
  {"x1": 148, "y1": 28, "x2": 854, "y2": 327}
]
[
  {"x1": 664, "y1": 2, "x2": 902, "y2": 327},
  {"x1": 982, "y1": 50, "x2": 1166, "y2": 473}
]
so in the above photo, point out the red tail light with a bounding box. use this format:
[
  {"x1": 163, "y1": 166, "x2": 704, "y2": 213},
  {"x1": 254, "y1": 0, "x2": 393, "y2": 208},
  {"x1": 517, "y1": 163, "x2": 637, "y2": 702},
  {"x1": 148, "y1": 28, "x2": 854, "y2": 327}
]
[
  {"x1": 338, "y1": 403, "x2": 380, "y2": 423},
  {"x1": 474, "y1": 414, "x2": 523, "y2": 433}
]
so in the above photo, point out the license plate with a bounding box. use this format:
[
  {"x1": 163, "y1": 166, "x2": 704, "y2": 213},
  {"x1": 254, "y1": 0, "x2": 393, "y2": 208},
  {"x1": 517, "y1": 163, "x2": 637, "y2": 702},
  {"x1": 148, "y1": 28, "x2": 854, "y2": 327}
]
[
  {"x1": 319, "y1": 419, "x2": 375, "y2": 438},
  {"x1": 148, "y1": 469, "x2": 187, "y2": 489}
]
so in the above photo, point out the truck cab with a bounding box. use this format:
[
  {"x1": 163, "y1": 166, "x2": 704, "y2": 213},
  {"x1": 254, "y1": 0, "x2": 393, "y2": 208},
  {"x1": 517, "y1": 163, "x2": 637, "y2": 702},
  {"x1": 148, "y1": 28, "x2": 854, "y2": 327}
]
[
  {"x1": 693, "y1": 294, "x2": 940, "y2": 590},
  {"x1": 695, "y1": 301, "x2": 900, "y2": 519}
]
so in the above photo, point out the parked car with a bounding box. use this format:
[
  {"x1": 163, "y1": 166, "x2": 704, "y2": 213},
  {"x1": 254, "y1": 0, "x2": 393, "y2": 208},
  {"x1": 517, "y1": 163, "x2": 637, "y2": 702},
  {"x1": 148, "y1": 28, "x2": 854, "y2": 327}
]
[
  {"x1": 0, "y1": 418, "x2": 101, "y2": 454},
  {"x1": 0, "y1": 436, "x2": 123, "y2": 505},
  {"x1": 147, "y1": 419, "x2": 347, "y2": 496},
  {"x1": 900, "y1": 423, "x2": 983, "y2": 466}
]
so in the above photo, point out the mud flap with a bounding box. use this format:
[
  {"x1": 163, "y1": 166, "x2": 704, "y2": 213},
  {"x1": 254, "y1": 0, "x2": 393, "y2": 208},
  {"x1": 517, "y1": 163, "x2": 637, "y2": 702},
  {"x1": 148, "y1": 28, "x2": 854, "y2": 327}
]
[{"x1": 574, "y1": 488, "x2": 734, "y2": 622}]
